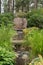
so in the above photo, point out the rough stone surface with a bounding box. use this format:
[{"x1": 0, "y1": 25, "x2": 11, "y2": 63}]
[
  {"x1": 15, "y1": 51, "x2": 29, "y2": 65},
  {"x1": 14, "y1": 17, "x2": 27, "y2": 30}
]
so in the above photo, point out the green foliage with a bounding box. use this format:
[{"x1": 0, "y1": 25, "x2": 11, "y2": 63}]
[
  {"x1": 29, "y1": 55, "x2": 43, "y2": 65},
  {"x1": 0, "y1": 13, "x2": 15, "y2": 50},
  {"x1": 3, "y1": 13, "x2": 14, "y2": 21},
  {"x1": 24, "y1": 27, "x2": 43, "y2": 58},
  {"x1": 0, "y1": 25, "x2": 15, "y2": 51},
  {"x1": 0, "y1": 13, "x2": 16, "y2": 65},
  {"x1": 15, "y1": 0, "x2": 30, "y2": 12},
  {"x1": 16, "y1": 12, "x2": 27, "y2": 18},
  {"x1": 0, "y1": 13, "x2": 14, "y2": 29},
  {"x1": 0, "y1": 13, "x2": 14, "y2": 26},
  {"x1": 0, "y1": 29, "x2": 16, "y2": 65},
  {"x1": 27, "y1": 9, "x2": 43, "y2": 28},
  {"x1": 0, "y1": 47, "x2": 16, "y2": 65}
]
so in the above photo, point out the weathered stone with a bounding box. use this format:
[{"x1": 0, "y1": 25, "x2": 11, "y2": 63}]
[
  {"x1": 14, "y1": 17, "x2": 27, "y2": 30},
  {"x1": 13, "y1": 17, "x2": 27, "y2": 51},
  {"x1": 15, "y1": 56, "x2": 25, "y2": 65},
  {"x1": 15, "y1": 51, "x2": 29, "y2": 65}
]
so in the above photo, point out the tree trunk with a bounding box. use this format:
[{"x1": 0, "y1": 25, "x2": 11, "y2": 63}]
[
  {"x1": 22, "y1": 6, "x2": 24, "y2": 12},
  {"x1": 34, "y1": 0, "x2": 38, "y2": 9},
  {"x1": 27, "y1": 3, "x2": 29, "y2": 12},
  {"x1": 0, "y1": 0, "x2": 1, "y2": 13},
  {"x1": 8, "y1": 0, "x2": 10, "y2": 12},
  {"x1": 8, "y1": 0, "x2": 13, "y2": 12},
  {"x1": 12, "y1": 0, "x2": 14, "y2": 13}
]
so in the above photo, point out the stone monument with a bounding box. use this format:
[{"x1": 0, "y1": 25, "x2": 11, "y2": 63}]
[
  {"x1": 13, "y1": 17, "x2": 27, "y2": 51},
  {"x1": 14, "y1": 17, "x2": 27, "y2": 30}
]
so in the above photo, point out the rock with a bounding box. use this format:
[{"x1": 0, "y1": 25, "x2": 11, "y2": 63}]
[
  {"x1": 14, "y1": 17, "x2": 27, "y2": 30},
  {"x1": 15, "y1": 56, "x2": 25, "y2": 65}
]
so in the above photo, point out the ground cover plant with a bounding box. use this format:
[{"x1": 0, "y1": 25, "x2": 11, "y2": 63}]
[
  {"x1": 29, "y1": 55, "x2": 43, "y2": 65},
  {"x1": 0, "y1": 13, "x2": 16, "y2": 65},
  {"x1": 0, "y1": 47, "x2": 16, "y2": 65},
  {"x1": 27, "y1": 9, "x2": 43, "y2": 28},
  {"x1": 23, "y1": 27, "x2": 43, "y2": 60}
]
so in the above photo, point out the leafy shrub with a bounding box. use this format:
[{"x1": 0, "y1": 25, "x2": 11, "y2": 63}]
[
  {"x1": 23, "y1": 27, "x2": 43, "y2": 58},
  {"x1": 0, "y1": 26, "x2": 15, "y2": 50},
  {"x1": 1, "y1": 17, "x2": 10, "y2": 27},
  {"x1": 23, "y1": 27, "x2": 38, "y2": 47},
  {"x1": 16, "y1": 12, "x2": 27, "y2": 18},
  {"x1": 0, "y1": 13, "x2": 15, "y2": 50},
  {"x1": 0, "y1": 46, "x2": 16, "y2": 65},
  {"x1": 0, "y1": 22, "x2": 16, "y2": 65},
  {"x1": 29, "y1": 55, "x2": 43, "y2": 65},
  {"x1": 3, "y1": 13, "x2": 14, "y2": 21},
  {"x1": 0, "y1": 13, "x2": 14, "y2": 27},
  {"x1": 0, "y1": 13, "x2": 14, "y2": 20},
  {"x1": 0, "y1": 13, "x2": 16, "y2": 65},
  {"x1": 27, "y1": 9, "x2": 43, "y2": 28}
]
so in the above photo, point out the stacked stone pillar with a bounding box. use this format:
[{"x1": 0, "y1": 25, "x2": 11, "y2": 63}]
[{"x1": 13, "y1": 17, "x2": 27, "y2": 51}]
